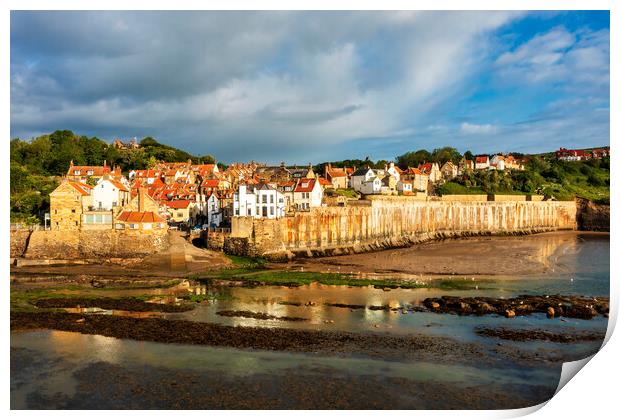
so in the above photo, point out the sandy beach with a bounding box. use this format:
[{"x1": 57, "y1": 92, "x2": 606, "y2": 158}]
[{"x1": 284, "y1": 231, "x2": 608, "y2": 277}]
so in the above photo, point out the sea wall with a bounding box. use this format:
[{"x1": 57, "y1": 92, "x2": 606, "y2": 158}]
[
  {"x1": 10, "y1": 229, "x2": 170, "y2": 259},
  {"x1": 225, "y1": 198, "x2": 577, "y2": 260},
  {"x1": 576, "y1": 198, "x2": 610, "y2": 231}
]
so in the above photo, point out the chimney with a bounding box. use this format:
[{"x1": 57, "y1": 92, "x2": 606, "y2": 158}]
[
  {"x1": 70, "y1": 160, "x2": 74, "y2": 167},
  {"x1": 138, "y1": 187, "x2": 146, "y2": 212},
  {"x1": 103, "y1": 159, "x2": 107, "y2": 168}
]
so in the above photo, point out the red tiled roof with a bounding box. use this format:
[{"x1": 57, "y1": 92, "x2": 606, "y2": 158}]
[
  {"x1": 202, "y1": 179, "x2": 220, "y2": 188},
  {"x1": 116, "y1": 210, "x2": 165, "y2": 223},
  {"x1": 318, "y1": 177, "x2": 331, "y2": 186},
  {"x1": 327, "y1": 168, "x2": 347, "y2": 178},
  {"x1": 475, "y1": 156, "x2": 489, "y2": 163},
  {"x1": 419, "y1": 163, "x2": 433, "y2": 173},
  {"x1": 294, "y1": 178, "x2": 317, "y2": 193},
  {"x1": 165, "y1": 200, "x2": 192, "y2": 209},
  {"x1": 68, "y1": 181, "x2": 93, "y2": 196}
]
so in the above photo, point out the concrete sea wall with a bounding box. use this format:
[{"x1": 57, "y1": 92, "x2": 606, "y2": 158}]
[{"x1": 225, "y1": 198, "x2": 577, "y2": 260}]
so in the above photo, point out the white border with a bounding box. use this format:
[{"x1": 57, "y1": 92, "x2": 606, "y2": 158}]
[{"x1": 3, "y1": 1, "x2": 616, "y2": 419}]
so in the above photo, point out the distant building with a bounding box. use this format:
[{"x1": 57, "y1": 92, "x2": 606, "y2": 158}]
[
  {"x1": 475, "y1": 156, "x2": 490, "y2": 170},
  {"x1": 233, "y1": 184, "x2": 286, "y2": 219}
]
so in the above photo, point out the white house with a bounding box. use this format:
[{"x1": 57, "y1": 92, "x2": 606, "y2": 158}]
[
  {"x1": 490, "y1": 155, "x2": 506, "y2": 171},
  {"x1": 206, "y1": 192, "x2": 222, "y2": 227},
  {"x1": 359, "y1": 176, "x2": 383, "y2": 195},
  {"x1": 91, "y1": 175, "x2": 130, "y2": 210},
  {"x1": 385, "y1": 162, "x2": 401, "y2": 182},
  {"x1": 350, "y1": 167, "x2": 376, "y2": 192},
  {"x1": 293, "y1": 178, "x2": 323, "y2": 210},
  {"x1": 233, "y1": 184, "x2": 286, "y2": 219},
  {"x1": 475, "y1": 156, "x2": 490, "y2": 170}
]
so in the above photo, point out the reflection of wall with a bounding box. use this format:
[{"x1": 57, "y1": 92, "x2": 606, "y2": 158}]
[{"x1": 226, "y1": 197, "x2": 577, "y2": 260}]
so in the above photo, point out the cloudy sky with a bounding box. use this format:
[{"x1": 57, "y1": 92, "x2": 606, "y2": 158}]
[{"x1": 11, "y1": 11, "x2": 609, "y2": 164}]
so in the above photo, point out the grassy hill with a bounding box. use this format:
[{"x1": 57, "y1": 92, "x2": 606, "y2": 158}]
[{"x1": 437, "y1": 156, "x2": 610, "y2": 204}]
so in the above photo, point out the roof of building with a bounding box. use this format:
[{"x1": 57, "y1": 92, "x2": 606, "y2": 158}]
[
  {"x1": 318, "y1": 177, "x2": 332, "y2": 186},
  {"x1": 67, "y1": 181, "x2": 93, "y2": 196},
  {"x1": 351, "y1": 167, "x2": 373, "y2": 177},
  {"x1": 116, "y1": 210, "x2": 165, "y2": 223},
  {"x1": 107, "y1": 179, "x2": 129, "y2": 192},
  {"x1": 419, "y1": 163, "x2": 434, "y2": 173},
  {"x1": 294, "y1": 178, "x2": 318, "y2": 193},
  {"x1": 164, "y1": 200, "x2": 192, "y2": 209},
  {"x1": 475, "y1": 156, "x2": 489, "y2": 163}
]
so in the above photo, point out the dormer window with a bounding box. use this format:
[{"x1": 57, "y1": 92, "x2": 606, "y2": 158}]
[
  {"x1": 74, "y1": 170, "x2": 80, "y2": 175},
  {"x1": 87, "y1": 170, "x2": 93, "y2": 175}
]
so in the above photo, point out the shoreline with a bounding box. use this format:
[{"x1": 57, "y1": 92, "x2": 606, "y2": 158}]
[{"x1": 10, "y1": 231, "x2": 608, "y2": 283}]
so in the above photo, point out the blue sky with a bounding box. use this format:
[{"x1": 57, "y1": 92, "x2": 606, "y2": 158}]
[{"x1": 10, "y1": 11, "x2": 609, "y2": 164}]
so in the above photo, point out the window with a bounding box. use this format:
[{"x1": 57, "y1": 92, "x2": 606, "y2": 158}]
[
  {"x1": 262, "y1": 206, "x2": 268, "y2": 217},
  {"x1": 129, "y1": 223, "x2": 138, "y2": 229},
  {"x1": 54, "y1": 210, "x2": 58, "y2": 214},
  {"x1": 87, "y1": 170, "x2": 93, "y2": 175},
  {"x1": 270, "y1": 206, "x2": 274, "y2": 216},
  {"x1": 75, "y1": 221, "x2": 78, "y2": 226},
  {"x1": 177, "y1": 212, "x2": 183, "y2": 217},
  {"x1": 248, "y1": 208, "x2": 252, "y2": 216},
  {"x1": 262, "y1": 195, "x2": 267, "y2": 203},
  {"x1": 143, "y1": 223, "x2": 152, "y2": 230},
  {"x1": 115, "y1": 223, "x2": 125, "y2": 230},
  {"x1": 235, "y1": 209, "x2": 239, "y2": 216},
  {"x1": 270, "y1": 195, "x2": 274, "y2": 204},
  {"x1": 71, "y1": 209, "x2": 76, "y2": 213}
]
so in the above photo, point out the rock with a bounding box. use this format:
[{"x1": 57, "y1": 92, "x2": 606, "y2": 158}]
[
  {"x1": 505, "y1": 310, "x2": 516, "y2": 318},
  {"x1": 547, "y1": 307, "x2": 555, "y2": 318},
  {"x1": 306, "y1": 301, "x2": 316, "y2": 307},
  {"x1": 477, "y1": 302, "x2": 495, "y2": 314},
  {"x1": 431, "y1": 302, "x2": 440, "y2": 309},
  {"x1": 388, "y1": 301, "x2": 400, "y2": 310},
  {"x1": 75, "y1": 318, "x2": 85, "y2": 323}
]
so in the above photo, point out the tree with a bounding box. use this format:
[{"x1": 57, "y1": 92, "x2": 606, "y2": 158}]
[
  {"x1": 396, "y1": 149, "x2": 431, "y2": 169},
  {"x1": 464, "y1": 150, "x2": 474, "y2": 161}
]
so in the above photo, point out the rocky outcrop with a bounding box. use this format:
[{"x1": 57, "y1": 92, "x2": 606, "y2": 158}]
[{"x1": 576, "y1": 197, "x2": 610, "y2": 231}]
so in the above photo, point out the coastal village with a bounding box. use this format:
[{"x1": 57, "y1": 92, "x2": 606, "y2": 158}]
[{"x1": 48, "y1": 144, "x2": 610, "y2": 234}]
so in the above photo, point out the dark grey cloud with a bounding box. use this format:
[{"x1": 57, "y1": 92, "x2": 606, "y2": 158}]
[{"x1": 10, "y1": 11, "x2": 609, "y2": 164}]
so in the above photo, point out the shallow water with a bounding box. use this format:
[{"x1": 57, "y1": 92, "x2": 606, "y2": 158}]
[{"x1": 11, "y1": 232, "x2": 609, "y2": 409}]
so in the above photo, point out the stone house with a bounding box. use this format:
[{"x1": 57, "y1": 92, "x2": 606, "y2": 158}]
[
  {"x1": 49, "y1": 179, "x2": 93, "y2": 230},
  {"x1": 324, "y1": 164, "x2": 349, "y2": 189},
  {"x1": 440, "y1": 161, "x2": 459, "y2": 179},
  {"x1": 165, "y1": 200, "x2": 200, "y2": 224},
  {"x1": 402, "y1": 168, "x2": 429, "y2": 192},
  {"x1": 459, "y1": 158, "x2": 474, "y2": 172},
  {"x1": 419, "y1": 162, "x2": 442, "y2": 183},
  {"x1": 359, "y1": 176, "x2": 383, "y2": 195}
]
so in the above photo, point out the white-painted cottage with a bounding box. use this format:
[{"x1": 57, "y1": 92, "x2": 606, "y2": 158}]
[
  {"x1": 91, "y1": 175, "x2": 130, "y2": 210},
  {"x1": 293, "y1": 178, "x2": 323, "y2": 210}
]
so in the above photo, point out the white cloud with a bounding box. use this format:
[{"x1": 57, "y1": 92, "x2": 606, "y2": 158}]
[{"x1": 460, "y1": 122, "x2": 497, "y2": 135}]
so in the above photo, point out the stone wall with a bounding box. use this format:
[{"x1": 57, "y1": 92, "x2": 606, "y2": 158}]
[
  {"x1": 576, "y1": 198, "x2": 610, "y2": 231},
  {"x1": 12, "y1": 229, "x2": 170, "y2": 259},
  {"x1": 10, "y1": 230, "x2": 32, "y2": 258},
  {"x1": 227, "y1": 197, "x2": 577, "y2": 260}
]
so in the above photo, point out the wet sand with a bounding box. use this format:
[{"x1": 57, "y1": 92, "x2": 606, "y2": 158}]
[{"x1": 287, "y1": 231, "x2": 607, "y2": 276}]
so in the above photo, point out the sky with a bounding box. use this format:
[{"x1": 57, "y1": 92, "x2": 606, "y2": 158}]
[{"x1": 10, "y1": 11, "x2": 610, "y2": 164}]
